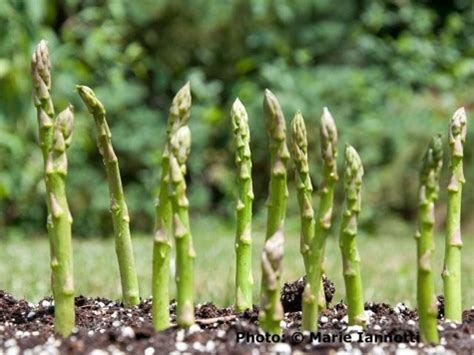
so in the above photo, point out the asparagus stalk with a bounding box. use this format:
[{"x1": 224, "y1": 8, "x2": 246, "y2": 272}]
[
  {"x1": 289, "y1": 111, "x2": 318, "y2": 330},
  {"x1": 152, "y1": 83, "x2": 191, "y2": 330},
  {"x1": 169, "y1": 125, "x2": 195, "y2": 327},
  {"x1": 46, "y1": 106, "x2": 76, "y2": 336},
  {"x1": 77, "y1": 85, "x2": 140, "y2": 306},
  {"x1": 443, "y1": 108, "x2": 467, "y2": 322},
  {"x1": 315, "y1": 107, "x2": 339, "y2": 312},
  {"x1": 31, "y1": 40, "x2": 56, "y2": 296},
  {"x1": 339, "y1": 145, "x2": 367, "y2": 326},
  {"x1": 259, "y1": 89, "x2": 289, "y2": 335},
  {"x1": 416, "y1": 134, "x2": 443, "y2": 344},
  {"x1": 32, "y1": 41, "x2": 76, "y2": 335},
  {"x1": 231, "y1": 98, "x2": 254, "y2": 312}
]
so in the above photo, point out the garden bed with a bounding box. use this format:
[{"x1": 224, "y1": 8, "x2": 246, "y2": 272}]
[{"x1": 1, "y1": 281, "x2": 472, "y2": 354}]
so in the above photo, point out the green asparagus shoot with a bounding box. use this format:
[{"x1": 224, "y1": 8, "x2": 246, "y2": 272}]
[
  {"x1": 152, "y1": 82, "x2": 192, "y2": 330},
  {"x1": 443, "y1": 107, "x2": 467, "y2": 322},
  {"x1": 339, "y1": 145, "x2": 367, "y2": 326},
  {"x1": 77, "y1": 85, "x2": 140, "y2": 306},
  {"x1": 231, "y1": 98, "x2": 254, "y2": 312},
  {"x1": 416, "y1": 134, "x2": 443, "y2": 344},
  {"x1": 259, "y1": 89, "x2": 289, "y2": 335}
]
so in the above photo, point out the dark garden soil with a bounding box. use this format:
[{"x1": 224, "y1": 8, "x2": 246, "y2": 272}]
[{"x1": 0, "y1": 280, "x2": 472, "y2": 354}]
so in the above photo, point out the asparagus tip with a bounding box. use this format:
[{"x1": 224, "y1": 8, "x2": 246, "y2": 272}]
[
  {"x1": 169, "y1": 82, "x2": 192, "y2": 130},
  {"x1": 450, "y1": 107, "x2": 467, "y2": 144},
  {"x1": 263, "y1": 89, "x2": 287, "y2": 143},
  {"x1": 321, "y1": 107, "x2": 337, "y2": 140},
  {"x1": 420, "y1": 134, "x2": 443, "y2": 184},
  {"x1": 231, "y1": 98, "x2": 249, "y2": 134},
  {"x1": 76, "y1": 85, "x2": 106, "y2": 116},
  {"x1": 31, "y1": 39, "x2": 49, "y2": 65},
  {"x1": 231, "y1": 97, "x2": 245, "y2": 115},
  {"x1": 31, "y1": 40, "x2": 52, "y2": 96},
  {"x1": 344, "y1": 144, "x2": 364, "y2": 176},
  {"x1": 290, "y1": 111, "x2": 310, "y2": 183},
  {"x1": 320, "y1": 107, "x2": 338, "y2": 180},
  {"x1": 174, "y1": 82, "x2": 192, "y2": 103},
  {"x1": 290, "y1": 111, "x2": 307, "y2": 160},
  {"x1": 263, "y1": 89, "x2": 278, "y2": 113}
]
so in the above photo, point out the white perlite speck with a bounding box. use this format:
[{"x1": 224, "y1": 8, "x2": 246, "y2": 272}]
[
  {"x1": 394, "y1": 303, "x2": 406, "y2": 314},
  {"x1": 121, "y1": 326, "x2": 135, "y2": 338},
  {"x1": 89, "y1": 350, "x2": 108, "y2": 355},
  {"x1": 364, "y1": 310, "x2": 375, "y2": 319},
  {"x1": 5, "y1": 345, "x2": 20, "y2": 355},
  {"x1": 107, "y1": 345, "x2": 125, "y2": 354},
  {"x1": 144, "y1": 347, "x2": 155, "y2": 355},
  {"x1": 371, "y1": 346, "x2": 385, "y2": 355},
  {"x1": 346, "y1": 325, "x2": 363, "y2": 333},
  {"x1": 188, "y1": 324, "x2": 201, "y2": 334},
  {"x1": 26, "y1": 311, "x2": 35, "y2": 319},
  {"x1": 192, "y1": 342, "x2": 204, "y2": 351},
  {"x1": 272, "y1": 342, "x2": 291, "y2": 354},
  {"x1": 205, "y1": 340, "x2": 216, "y2": 352},
  {"x1": 176, "y1": 329, "x2": 185, "y2": 342},
  {"x1": 320, "y1": 316, "x2": 328, "y2": 323},
  {"x1": 448, "y1": 321, "x2": 458, "y2": 329},
  {"x1": 41, "y1": 300, "x2": 51, "y2": 308},
  {"x1": 395, "y1": 348, "x2": 417, "y2": 355},
  {"x1": 175, "y1": 342, "x2": 188, "y2": 351}
]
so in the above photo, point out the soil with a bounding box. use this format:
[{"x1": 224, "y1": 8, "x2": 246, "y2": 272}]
[
  {"x1": 0, "y1": 282, "x2": 472, "y2": 354},
  {"x1": 280, "y1": 275, "x2": 336, "y2": 312}
]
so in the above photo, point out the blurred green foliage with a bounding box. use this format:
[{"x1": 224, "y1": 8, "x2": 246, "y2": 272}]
[{"x1": 1, "y1": 0, "x2": 473, "y2": 237}]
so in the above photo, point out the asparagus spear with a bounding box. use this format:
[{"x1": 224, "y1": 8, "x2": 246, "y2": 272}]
[
  {"x1": 289, "y1": 111, "x2": 319, "y2": 330},
  {"x1": 339, "y1": 145, "x2": 367, "y2": 326},
  {"x1": 231, "y1": 98, "x2": 254, "y2": 312},
  {"x1": 259, "y1": 89, "x2": 289, "y2": 335},
  {"x1": 416, "y1": 134, "x2": 443, "y2": 344},
  {"x1": 315, "y1": 107, "x2": 339, "y2": 311},
  {"x1": 31, "y1": 40, "x2": 56, "y2": 296},
  {"x1": 46, "y1": 106, "x2": 76, "y2": 336},
  {"x1": 152, "y1": 83, "x2": 191, "y2": 330},
  {"x1": 32, "y1": 41, "x2": 76, "y2": 335},
  {"x1": 169, "y1": 125, "x2": 195, "y2": 327},
  {"x1": 77, "y1": 85, "x2": 140, "y2": 306},
  {"x1": 443, "y1": 107, "x2": 467, "y2": 322},
  {"x1": 443, "y1": 108, "x2": 467, "y2": 322}
]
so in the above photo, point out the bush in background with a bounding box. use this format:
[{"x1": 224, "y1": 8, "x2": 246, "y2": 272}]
[{"x1": 1, "y1": 0, "x2": 473, "y2": 237}]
